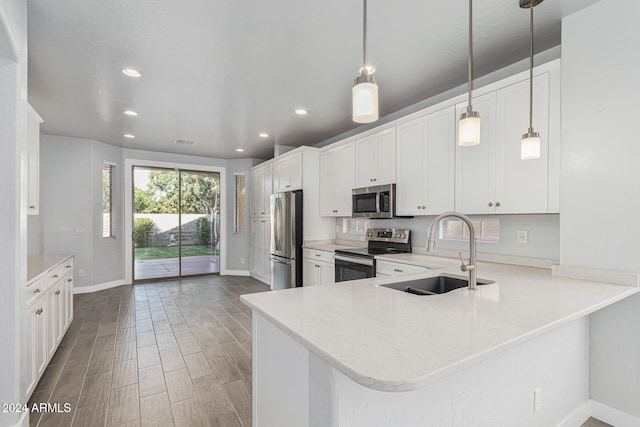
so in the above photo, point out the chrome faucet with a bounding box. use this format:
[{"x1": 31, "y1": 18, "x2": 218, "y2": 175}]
[{"x1": 426, "y1": 211, "x2": 478, "y2": 290}]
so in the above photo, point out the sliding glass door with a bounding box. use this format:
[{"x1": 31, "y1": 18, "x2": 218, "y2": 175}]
[{"x1": 133, "y1": 166, "x2": 221, "y2": 282}]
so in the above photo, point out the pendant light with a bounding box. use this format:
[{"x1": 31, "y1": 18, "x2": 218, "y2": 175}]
[
  {"x1": 520, "y1": 0, "x2": 543, "y2": 160},
  {"x1": 458, "y1": 0, "x2": 481, "y2": 146},
  {"x1": 352, "y1": 0, "x2": 378, "y2": 123}
]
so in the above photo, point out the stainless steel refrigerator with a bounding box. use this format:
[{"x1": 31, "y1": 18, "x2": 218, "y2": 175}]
[{"x1": 270, "y1": 190, "x2": 303, "y2": 290}]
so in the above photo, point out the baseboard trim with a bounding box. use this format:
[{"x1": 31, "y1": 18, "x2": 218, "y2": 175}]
[
  {"x1": 223, "y1": 270, "x2": 251, "y2": 276},
  {"x1": 591, "y1": 400, "x2": 640, "y2": 427},
  {"x1": 73, "y1": 279, "x2": 129, "y2": 294},
  {"x1": 556, "y1": 400, "x2": 591, "y2": 427}
]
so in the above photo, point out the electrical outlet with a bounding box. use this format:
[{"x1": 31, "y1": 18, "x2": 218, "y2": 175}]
[
  {"x1": 517, "y1": 229, "x2": 528, "y2": 244},
  {"x1": 533, "y1": 388, "x2": 542, "y2": 412},
  {"x1": 240, "y1": 258, "x2": 245, "y2": 265},
  {"x1": 78, "y1": 269, "x2": 85, "y2": 278}
]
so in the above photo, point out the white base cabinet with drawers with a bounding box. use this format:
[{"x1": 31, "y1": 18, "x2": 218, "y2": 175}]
[
  {"x1": 376, "y1": 260, "x2": 430, "y2": 278},
  {"x1": 25, "y1": 255, "x2": 74, "y2": 400},
  {"x1": 250, "y1": 218, "x2": 271, "y2": 286},
  {"x1": 302, "y1": 249, "x2": 335, "y2": 286}
]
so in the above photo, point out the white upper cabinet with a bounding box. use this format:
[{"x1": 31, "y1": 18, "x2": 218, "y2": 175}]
[
  {"x1": 27, "y1": 104, "x2": 43, "y2": 216},
  {"x1": 273, "y1": 152, "x2": 302, "y2": 192},
  {"x1": 396, "y1": 107, "x2": 455, "y2": 216},
  {"x1": 455, "y1": 71, "x2": 555, "y2": 214},
  {"x1": 250, "y1": 163, "x2": 272, "y2": 218},
  {"x1": 355, "y1": 128, "x2": 396, "y2": 188},
  {"x1": 320, "y1": 141, "x2": 355, "y2": 217}
]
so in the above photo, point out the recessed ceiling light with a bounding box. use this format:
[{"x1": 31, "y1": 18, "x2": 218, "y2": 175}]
[
  {"x1": 123, "y1": 110, "x2": 138, "y2": 116},
  {"x1": 294, "y1": 109, "x2": 308, "y2": 115},
  {"x1": 124, "y1": 134, "x2": 135, "y2": 139},
  {"x1": 258, "y1": 133, "x2": 269, "y2": 138},
  {"x1": 122, "y1": 68, "x2": 141, "y2": 77},
  {"x1": 235, "y1": 148, "x2": 245, "y2": 152}
]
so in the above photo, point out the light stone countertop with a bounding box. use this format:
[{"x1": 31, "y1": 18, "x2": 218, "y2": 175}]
[
  {"x1": 241, "y1": 255, "x2": 639, "y2": 392},
  {"x1": 302, "y1": 242, "x2": 364, "y2": 252},
  {"x1": 28, "y1": 254, "x2": 73, "y2": 283}
]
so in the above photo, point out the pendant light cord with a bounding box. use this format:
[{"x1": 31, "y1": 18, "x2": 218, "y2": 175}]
[
  {"x1": 529, "y1": 2, "x2": 534, "y2": 130},
  {"x1": 467, "y1": 0, "x2": 473, "y2": 111},
  {"x1": 363, "y1": 0, "x2": 367, "y2": 70}
]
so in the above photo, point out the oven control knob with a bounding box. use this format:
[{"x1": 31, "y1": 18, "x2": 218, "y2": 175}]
[{"x1": 400, "y1": 233, "x2": 405, "y2": 238}]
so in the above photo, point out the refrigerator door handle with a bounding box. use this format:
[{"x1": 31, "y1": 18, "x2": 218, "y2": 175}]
[{"x1": 334, "y1": 255, "x2": 375, "y2": 267}]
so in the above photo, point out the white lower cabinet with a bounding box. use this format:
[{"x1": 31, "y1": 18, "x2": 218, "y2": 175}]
[
  {"x1": 302, "y1": 249, "x2": 335, "y2": 286},
  {"x1": 376, "y1": 260, "x2": 430, "y2": 277},
  {"x1": 250, "y1": 218, "x2": 271, "y2": 285},
  {"x1": 25, "y1": 255, "x2": 74, "y2": 400}
]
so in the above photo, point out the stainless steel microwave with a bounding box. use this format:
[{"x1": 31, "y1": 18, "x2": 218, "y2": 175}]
[{"x1": 352, "y1": 184, "x2": 396, "y2": 218}]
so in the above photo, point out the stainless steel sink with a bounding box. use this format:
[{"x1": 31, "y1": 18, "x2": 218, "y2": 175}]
[{"x1": 381, "y1": 275, "x2": 494, "y2": 295}]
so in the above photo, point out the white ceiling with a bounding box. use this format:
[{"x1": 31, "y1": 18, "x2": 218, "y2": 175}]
[{"x1": 27, "y1": 0, "x2": 599, "y2": 160}]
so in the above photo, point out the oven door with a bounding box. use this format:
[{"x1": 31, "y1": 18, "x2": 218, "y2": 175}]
[{"x1": 334, "y1": 255, "x2": 375, "y2": 282}]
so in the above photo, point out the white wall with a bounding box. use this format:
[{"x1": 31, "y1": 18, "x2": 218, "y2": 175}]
[
  {"x1": 561, "y1": 0, "x2": 640, "y2": 418},
  {"x1": 0, "y1": 1, "x2": 28, "y2": 425}
]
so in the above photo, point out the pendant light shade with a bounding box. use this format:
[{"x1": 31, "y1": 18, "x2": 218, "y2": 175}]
[
  {"x1": 352, "y1": 72, "x2": 379, "y2": 123},
  {"x1": 459, "y1": 0, "x2": 480, "y2": 146},
  {"x1": 520, "y1": 0, "x2": 543, "y2": 160},
  {"x1": 353, "y1": 0, "x2": 378, "y2": 124}
]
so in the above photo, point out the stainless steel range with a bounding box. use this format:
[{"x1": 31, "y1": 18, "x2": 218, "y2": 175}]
[{"x1": 334, "y1": 228, "x2": 411, "y2": 283}]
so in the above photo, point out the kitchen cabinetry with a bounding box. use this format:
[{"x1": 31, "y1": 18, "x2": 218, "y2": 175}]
[
  {"x1": 455, "y1": 71, "x2": 557, "y2": 214},
  {"x1": 273, "y1": 152, "x2": 302, "y2": 192},
  {"x1": 26, "y1": 255, "x2": 74, "y2": 400},
  {"x1": 250, "y1": 218, "x2": 271, "y2": 285},
  {"x1": 376, "y1": 260, "x2": 430, "y2": 277},
  {"x1": 320, "y1": 141, "x2": 355, "y2": 217},
  {"x1": 27, "y1": 104, "x2": 43, "y2": 216},
  {"x1": 396, "y1": 107, "x2": 455, "y2": 216},
  {"x1": 355, "y1": 128, "x2": 396, "y2": 188},
  {"x1": 302, "y1": 249, "x2": 335, "y2": 286},
  {"x1": 250, "y1": 163, "x2": 272, "y2": 218}
]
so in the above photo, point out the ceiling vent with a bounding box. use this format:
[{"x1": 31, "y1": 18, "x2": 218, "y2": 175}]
[{"x1": 174, "y1": 139, "x2": 195, "y2": 146}]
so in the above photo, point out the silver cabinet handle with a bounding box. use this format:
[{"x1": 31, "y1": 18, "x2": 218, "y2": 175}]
[
  {"x1": 393, "y1": 269, "x2": 404, "y2": 272},
  {"x1": 373, "y1": 178, "x2": 377, "y2": 182},
  {"x1": 34, "y1": 288, "x2": 42, "y2": 294},
  {"x1": 332, "y1": 209, "x2": 338, "y2": 213},
  {"x1": 67, "y1": 279, "x2": 72, "y2": 282},
  {"x1": 36, "y1": 308, "x2": 43, "y2": 315},
  {"x1": 417, "y1": 205, "x2": 421, "y2": 209},
  {"x1": 52, "y1": 274, "x2": 59, "y2": 279},
  {"x1": 285, "y1": 185, "x2": 290, "y2": 188},
  {"x1": 421, "y1": 206, "x2": 426, "y2": 209},
  {"x1": 55, "y1": 290, "x2": 61, "y2": 295},
  {"x1": 488, "y1": 202, "x2": 494, "y2": 207},
  {"x1": 29, "y1": 205, "x2": 36, "y2": 209},
  {"x1": 496, "y1": 202, "x2": 501, "y2": 207},
  {"x1": 315, "y1": 254, "x2": 321, "y2": 257},
  {"x1": 65, "y1": 265, "x2": 72, "y2": 269}
]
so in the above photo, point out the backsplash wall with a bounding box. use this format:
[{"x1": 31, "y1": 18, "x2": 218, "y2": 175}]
[{"x1": 336, "y1": 214, "x2": 560, "y2": 261}]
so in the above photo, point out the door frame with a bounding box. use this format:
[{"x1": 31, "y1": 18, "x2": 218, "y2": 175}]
[{"x1": 124, "y1": 158, "x2": 227, "y2": 284}]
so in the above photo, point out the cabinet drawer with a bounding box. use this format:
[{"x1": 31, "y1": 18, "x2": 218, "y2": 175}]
[
  {"x1": 44, "y1": 264, "x2": 65, "y2": 290},
  {"x1": 376, "y1": 260, "x2": 429, "y2": 277},
  {"x1": 27, "y1": 277, "x2": 46, "y2": 307},
  {"x1": 302, "y1": 249, "x2": 335, "y2": 264}
]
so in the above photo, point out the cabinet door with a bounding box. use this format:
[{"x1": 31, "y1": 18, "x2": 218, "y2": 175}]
[
  {"x1": 318, "y1": 261, "x2": 335, "y2": 285},
  {"x1": 27, "y1": 104, "x2": 42, "y2": 216},
  {"x1": 261, "y1": 164, "x2": 272, "y2": 216},
  {"x1": 46, "y1": 285, "x2": 59, "y2": 359},
  {"x1": 374, "y1": 128, "x2": 396, "y2": 185},
  {"x1": 355, "y1": 136, "x2": 377, "y2": 188},
  {"x1": 302, "y1": 258, "x2": 318, "y2": 286},
  {"x1": 56, "y1": 282, "x2": 65, "y2": 344},
  {"x1": 423, "y1": 107, "x2": 455, "y2": 214},
  {"x1": 262, "y1": 220, "x2": 271, "y2": 280},
  {"x1": 495, "y1": 73, "x2": 550, "y2": 213},
  {"x1": 25, "y1": 305, "x2": 37, "y2": 398},
  {"x1": 250, "y1": 168, "x2": 263, "y2": 217},
  {"x1": 288, "y1": 153, "x2": 302, "y2": 190},
  {"x1": 33, "y1": 301, "x2": 47, "y2": 378},
  {"x1": 319, "y1": 148, "x2": 338, "y2": 216},
  {"x1": 272, "y1": 158, "x2": 289, "y2": 192},
  {"x1": 396, "y1": 118, "x2": 425, "y2": 216},
  {"x1": 65, "y1": 276, "x2": 73, "y2": 329},
  {"x1": 335, "y1": 143, "x2": 356, "y2": 215},
  {"x1": 455, "y1": 92, "x2": 497, "y2": 214}
]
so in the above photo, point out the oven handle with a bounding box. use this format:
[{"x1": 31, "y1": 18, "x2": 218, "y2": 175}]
[{"x1": 334, "y1": 255, "x2": 374, "y2": 267}]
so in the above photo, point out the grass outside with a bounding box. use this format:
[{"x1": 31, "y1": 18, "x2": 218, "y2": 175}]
[{"x1": 134, "y1": 245, "x2": 219, "y2": 260}]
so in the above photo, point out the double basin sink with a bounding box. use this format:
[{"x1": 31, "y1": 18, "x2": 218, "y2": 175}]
[{"x1": 381, "y1": 275, "x2": 494, "y2": 296}]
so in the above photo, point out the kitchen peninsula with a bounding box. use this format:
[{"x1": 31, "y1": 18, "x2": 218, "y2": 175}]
[{"x1": 241, "y1": 255, "x2": 638, "y2": 426}]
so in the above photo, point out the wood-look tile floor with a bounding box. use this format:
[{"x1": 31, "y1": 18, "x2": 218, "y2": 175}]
[{"x1": 29, "y1": 275, "x2": 269, "y2": 427}]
